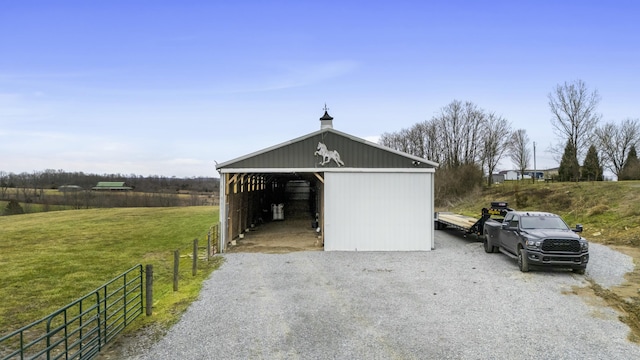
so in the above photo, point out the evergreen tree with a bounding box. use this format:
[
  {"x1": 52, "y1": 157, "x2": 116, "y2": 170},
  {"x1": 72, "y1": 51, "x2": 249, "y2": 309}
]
[
  {"x1": 619, "y1": 146, "x2": 640, "y2": 180},
  {"x1": 582, "y1": 145, "x2": 603, "y2": 181},
  {"x1": 4, "y1": 199, "x2": 24, "y2": 215},
  {"x1": 558, "y1": 140, "x2": 580, "y2": 181}
]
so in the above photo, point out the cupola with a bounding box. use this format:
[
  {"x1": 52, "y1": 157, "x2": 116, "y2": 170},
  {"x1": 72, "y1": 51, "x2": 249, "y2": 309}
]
[{"x1": 319, "y1": 104, "x2": 333, "y2": 129}]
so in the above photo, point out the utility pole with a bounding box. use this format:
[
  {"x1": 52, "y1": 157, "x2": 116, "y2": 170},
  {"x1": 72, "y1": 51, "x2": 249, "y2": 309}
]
[{"x1": 533, "y1": 141, "x2": 537, "y2": 183}]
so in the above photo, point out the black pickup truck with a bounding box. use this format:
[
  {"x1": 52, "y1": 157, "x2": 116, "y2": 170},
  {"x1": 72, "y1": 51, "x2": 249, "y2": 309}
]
[{"x1": 483, "y1": 211, "x2": 589, "y2": 274}]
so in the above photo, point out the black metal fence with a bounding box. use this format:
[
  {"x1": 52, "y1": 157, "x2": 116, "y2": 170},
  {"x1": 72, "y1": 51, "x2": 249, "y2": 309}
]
[{"x1": 0, "y1": 264, "x2": 143, "y2": 360}]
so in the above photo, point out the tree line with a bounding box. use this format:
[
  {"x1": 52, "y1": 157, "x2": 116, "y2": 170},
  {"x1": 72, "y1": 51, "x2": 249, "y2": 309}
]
[
  {"x1": 380, "y1": 100, "x2": 514, "y2": 184},
  {"x1": 379, "y1": 79, "x2": 640, "y2": 204},
  {"x1": 0, "y1": 170, "x2": 219, "y2": 193},
  {"x1": 0, "y1": 170, "x2": 220, "y2": 213}
]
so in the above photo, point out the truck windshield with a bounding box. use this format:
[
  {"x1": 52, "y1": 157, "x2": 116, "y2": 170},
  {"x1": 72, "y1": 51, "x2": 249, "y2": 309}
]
[{"x1": 520, "y1": 216, "x2": 570, "y2": 230}]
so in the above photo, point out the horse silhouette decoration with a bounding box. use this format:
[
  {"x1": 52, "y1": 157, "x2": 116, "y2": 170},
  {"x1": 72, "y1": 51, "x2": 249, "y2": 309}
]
[{"x1": 315, "y1": 142, "x2": 344, "y2": 167}]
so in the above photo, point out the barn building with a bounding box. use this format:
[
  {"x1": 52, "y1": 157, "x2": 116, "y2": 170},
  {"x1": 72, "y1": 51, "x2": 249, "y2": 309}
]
[
  {"x1": 215, "y1": 110, "x2": 438, "y2": 252},
  {"x1": 91, "y1": 182, "x2": 133, "y2": 191}
]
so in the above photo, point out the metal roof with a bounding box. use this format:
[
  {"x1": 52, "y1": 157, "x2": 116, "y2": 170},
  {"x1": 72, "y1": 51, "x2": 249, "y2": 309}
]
[
  {"x1": 216, "y1": 128, "x2": 439, "y2": 171},
  {"x1": 92, "y1": 181, "x2": 132, "y2": 190},
  {"x1": 95, "y1": 182, "x2": 126, "y2": 187}
]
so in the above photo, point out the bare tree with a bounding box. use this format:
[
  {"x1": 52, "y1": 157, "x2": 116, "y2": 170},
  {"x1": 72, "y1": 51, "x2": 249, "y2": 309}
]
[
  {"x1": 548, "y1": 79, "x2": 602, "y2": 160},
  {"x1": 594, "y1": 118, "x2": 640, "y2": 179},
  {"x1": 434, "y1": 100, "x2": 463, "y2": 167},
  {"x1": 482, "y1": 113, "x2": 512, "y2": 185},
  {"x1": 381, "y1": 123, "x2": 438, "y2": 162},
  {"x1": 380, "y1": 132, "x2": 401, "y2": 150},
  {"x1": 509, "y1": 129, "x2": 531, "y2": 180},
  {"x1": 434, "y1": 100, "x2": 485, "y2": 167},
  {"x1": 0, "y1": 171, "x2": 8, "y2": 199},
  {"x1": 380, "y1": 100, "x2": 510, "y2": 178},
  {"x1": 379, "y1": 131, "x2": 412, "y2": 154},
  {"x1": 461, "y1": 102, "x2": 485, "y2": 164},
  {"x1": 413, "y1": 120, "x2": 442, "y2": 164},
  {"x1": 402, "y1": 127, "x2": 425, "y2": 158}
]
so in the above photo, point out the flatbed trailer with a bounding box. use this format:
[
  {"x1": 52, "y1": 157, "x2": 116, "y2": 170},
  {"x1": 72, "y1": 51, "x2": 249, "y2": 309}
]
[
  {"x1": 435, "y1": 212, "x2": 480, "y2": 231},
  {"x1": 435, "y1": 202, "x2": 513, "y2": 237}
]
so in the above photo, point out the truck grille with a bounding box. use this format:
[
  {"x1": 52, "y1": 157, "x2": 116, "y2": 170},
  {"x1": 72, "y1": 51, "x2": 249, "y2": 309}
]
[{"x1": 541, "y1": 239, "x2": 581, "y2": 252}]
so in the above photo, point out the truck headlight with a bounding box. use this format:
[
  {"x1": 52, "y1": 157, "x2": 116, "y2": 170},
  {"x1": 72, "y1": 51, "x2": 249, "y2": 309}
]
[
  {"x1": 526, "y1": 239, "x2": 542, "y2": 249},
  {"x1": 581, "y1": 242, "x2": 589, "y2": 251}
]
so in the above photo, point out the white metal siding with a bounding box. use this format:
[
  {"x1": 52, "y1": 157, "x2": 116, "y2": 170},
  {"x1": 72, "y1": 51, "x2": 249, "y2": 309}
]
[
  {"x1": 324, "y1": 172, "x2": 433, "y2": 251},
  {"x1": 219, "y1": 178, "x2": 227, "y2": 252}
]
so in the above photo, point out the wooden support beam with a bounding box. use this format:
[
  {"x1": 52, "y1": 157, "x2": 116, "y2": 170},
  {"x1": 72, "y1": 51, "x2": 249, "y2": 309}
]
[
  {"x1": 227, "y1": 173, "x2": 238, "y2": 187},
  {"x1": 225, "y1": 173, "x2": 232, "y2": 195},
  {"x1": 226, "y1": 173, "x2": 234, "y2": 241}
]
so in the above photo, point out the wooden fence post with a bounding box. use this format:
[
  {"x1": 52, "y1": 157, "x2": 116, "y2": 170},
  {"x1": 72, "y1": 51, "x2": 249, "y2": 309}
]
[
  {"x1": 192, "y1": 238, "x2": 198, "y2": 276},
  {"x1": 207, "y1": 230, "x2": 211, "y2": 261},
  {"x1": 214, "y1": 224, "x2": 219, "y2": 254},
  {"x1": 173, "y1": 250, "x2": 179, "y2": 291},
  {"x1": 145, "y1": 264, "x2": 153, "y2": 316}
]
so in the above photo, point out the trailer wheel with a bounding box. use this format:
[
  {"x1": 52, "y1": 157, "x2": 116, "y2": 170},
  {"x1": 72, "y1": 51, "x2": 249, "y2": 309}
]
[
  {"x1": 483, "y1": 229, "x2": 496, "y2": 253},
  {"x1": 518, "y1": 247, "x2": 529, "y2": 272}
]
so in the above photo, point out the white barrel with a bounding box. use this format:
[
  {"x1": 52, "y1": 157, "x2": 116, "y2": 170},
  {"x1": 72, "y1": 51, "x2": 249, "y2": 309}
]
[{"x1": 273, "y1": 203, "x2": 284, "y2": 220}]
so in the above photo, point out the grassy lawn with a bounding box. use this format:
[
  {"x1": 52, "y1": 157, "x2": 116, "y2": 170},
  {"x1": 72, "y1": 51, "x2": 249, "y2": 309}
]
[{"x1": 0, "y1": 206, "x2": 222, "y2": 337}]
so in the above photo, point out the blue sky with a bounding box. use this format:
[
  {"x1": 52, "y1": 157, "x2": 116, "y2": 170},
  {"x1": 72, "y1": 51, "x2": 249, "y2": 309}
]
[{"x1": 1, "y1": 0, "x2": 639, "y2": 177}]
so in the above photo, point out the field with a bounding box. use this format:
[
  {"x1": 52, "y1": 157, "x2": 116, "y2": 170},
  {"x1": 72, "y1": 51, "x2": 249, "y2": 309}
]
[
  {"x1": 0, "y1": 188, "x2": 218, "y2": 213},
  {"x1": 444, "y1": 180, "x2": 640, "y2": 341},
  {"x1": 0, "y1": 206, "x2": 222, "y2": 339}
]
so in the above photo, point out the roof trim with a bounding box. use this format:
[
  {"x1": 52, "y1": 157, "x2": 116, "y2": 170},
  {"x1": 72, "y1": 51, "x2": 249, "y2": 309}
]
[
  {"x1": 216, "y1": 128, "x2": 439, "y2": 169},
  {"x1": 219, "y1": 167, "x2": 436, "y2": 174}
]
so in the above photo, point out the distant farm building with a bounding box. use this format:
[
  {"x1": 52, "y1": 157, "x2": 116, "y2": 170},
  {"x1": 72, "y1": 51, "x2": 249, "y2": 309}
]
[
  {"x1": 497, "y1": 169, "x2": 553, "y2": 181},
  {"x1": 499, "y1": 170, "x2": 519, "y2": 181},
  {"x1": 58, "y1": 185, "x2": 84, "y2": 192},
  {"x1": 491, "y1": 174, "x2": 505, "y2": 184},
  {"x1": 91, "y1": 182, "x2": 133, "y2": 191}
]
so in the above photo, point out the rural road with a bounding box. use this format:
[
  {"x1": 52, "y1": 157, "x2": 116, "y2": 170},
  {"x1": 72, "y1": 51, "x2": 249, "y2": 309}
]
[{"x1": 134, "y1": 230, "x2": 639, "y2": 359}]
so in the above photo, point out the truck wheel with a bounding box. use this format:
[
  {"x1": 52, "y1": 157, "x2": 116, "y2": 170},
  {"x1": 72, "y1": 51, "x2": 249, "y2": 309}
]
[
  {"x1": 483, "y1": 230, "x2": 494, "y2": 253},
  {"x1": 518, "y1": 247, "x2": 529, "y2": 272}
]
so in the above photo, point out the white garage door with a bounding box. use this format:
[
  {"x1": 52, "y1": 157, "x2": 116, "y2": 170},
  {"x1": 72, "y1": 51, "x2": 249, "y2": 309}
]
[{"x1": 323, "y1": 172, "x2": 434, "y2": 251}]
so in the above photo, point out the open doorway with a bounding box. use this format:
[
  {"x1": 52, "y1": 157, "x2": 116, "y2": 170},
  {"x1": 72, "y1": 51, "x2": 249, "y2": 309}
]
[{"x1": 224, "y1": 173, "x2": 324, "y2": 253}]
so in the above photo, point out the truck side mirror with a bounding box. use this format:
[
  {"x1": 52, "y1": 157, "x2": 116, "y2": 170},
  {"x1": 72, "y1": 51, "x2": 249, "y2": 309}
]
[
  {"x1": 501, "y1": 222, "x2": 509, "y2": 229},
  {"x1": 573, "y1": 224, "x2": 583, "y2": 233}
]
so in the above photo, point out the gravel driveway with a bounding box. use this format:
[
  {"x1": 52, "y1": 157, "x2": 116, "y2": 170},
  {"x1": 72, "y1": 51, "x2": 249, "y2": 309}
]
[{"x1": 135, "y1": 230, "x2": 639, "y2": 359}]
